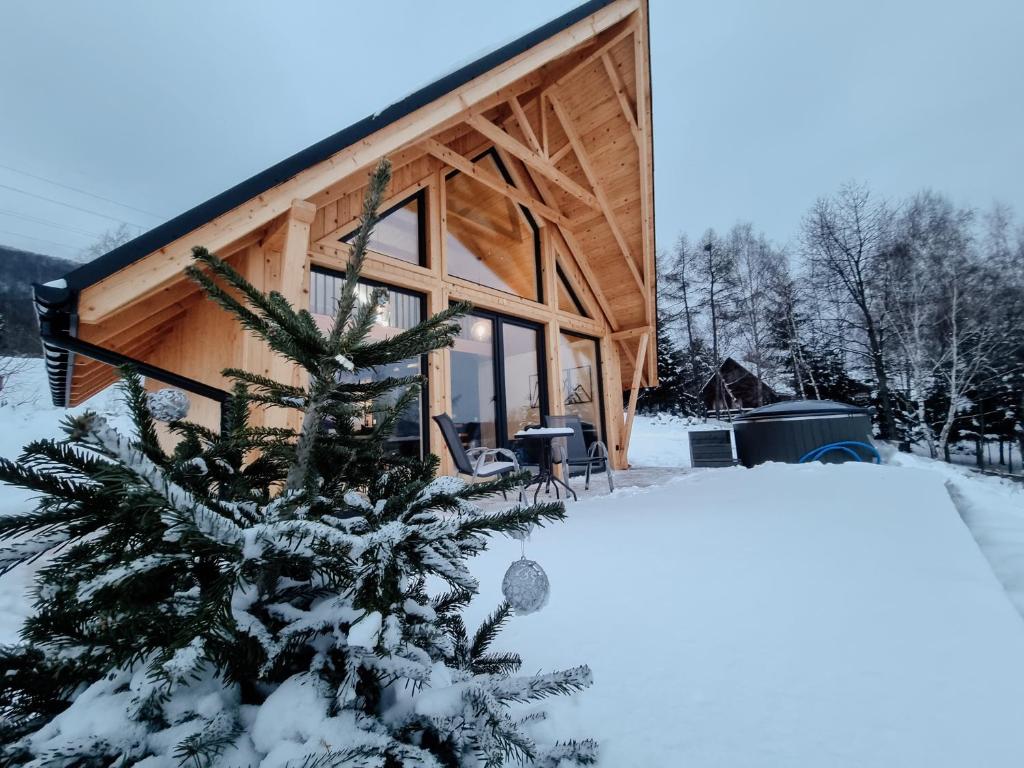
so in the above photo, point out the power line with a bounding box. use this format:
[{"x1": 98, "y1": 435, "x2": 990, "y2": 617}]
[
  {"x1": 0, "y1": 182, "x2": 146, "y2": 228},
  {"x1": 0, "y1": 162, "x2": 166, "y2": 220},
  {"x1": 0, "y1": 228, "x2": 82, "y2": 253},
  {"x1": 0, "y1": 207, "x2": 102, "y2": 240}
]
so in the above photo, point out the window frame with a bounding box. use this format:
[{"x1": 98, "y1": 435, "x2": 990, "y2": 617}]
[
  {"x1": 340, "y1": 189, "x2": 427, "y2": 268},
  {"x1": 559, "y1": 329, "x2": 606, "y2": 446},
  {"x1": 450, "y1": 304, "x2": 550, "y2": 449},
  {"x1": 309, "y1": 265, "x2": 430, "y2": 455},
  {"x1": 444, "y1": 148, "x2": 544, "y2": 303},
  {"x1": 556, "y1": 263, "x2": 589, "y2": 317}
]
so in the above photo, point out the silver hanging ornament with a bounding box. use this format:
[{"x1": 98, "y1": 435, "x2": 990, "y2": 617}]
[
  {"x1": 146, "y1": 388, "x2": 190, "y2": 422},
  {"x1": 502, "y1": 557, "x2": 550, "y2": 615}
]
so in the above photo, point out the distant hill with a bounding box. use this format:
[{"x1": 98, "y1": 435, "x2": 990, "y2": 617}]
[{"x1": 0, "y1": 245, "x2": 77, "y2": 356}]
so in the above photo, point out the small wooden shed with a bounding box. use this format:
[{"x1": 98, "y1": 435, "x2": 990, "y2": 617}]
[{"x1": 701, "y1": 357, "x2": 781, "y2": 415}]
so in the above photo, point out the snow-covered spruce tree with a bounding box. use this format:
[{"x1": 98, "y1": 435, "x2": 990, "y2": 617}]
[{"x1": 0, "y1": 160, "x2": 595, "y2": 767}]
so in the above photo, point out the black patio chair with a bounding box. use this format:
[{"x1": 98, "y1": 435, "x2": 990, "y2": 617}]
[
  {"x1": 433, "y1": 414, "x2": 522, "y2": 499},
  {"x1": 544, "y1": 414, "x2": 614, "y2": 492}
]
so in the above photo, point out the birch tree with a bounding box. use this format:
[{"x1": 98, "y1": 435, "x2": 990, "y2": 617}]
[
  {"x1": 729, "y1": 223, "x2": 783, "y2": 407},
  {"x1": 802, "y1": 183, "x2": 899, "y2": 440}
]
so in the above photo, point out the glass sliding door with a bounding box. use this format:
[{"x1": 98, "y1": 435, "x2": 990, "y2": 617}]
[
  {"x1": 501, "y1": 322, "x2": 542, "y2": 439},
  {"x1": 451, "y1": 315, "x2": 498, "y2": 449},
  {"x1": 559, "y1": 331, "x2": 604, "y2": 447},
  {"x1": 450, "y1": 310, "x2": 546, "y2": 449}
]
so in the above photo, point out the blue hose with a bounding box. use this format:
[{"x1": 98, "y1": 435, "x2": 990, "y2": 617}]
[{"x1": 798, "y1": 441, "x2": 881, "y2": 465}]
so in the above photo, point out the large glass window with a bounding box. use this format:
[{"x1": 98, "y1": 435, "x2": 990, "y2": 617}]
[
  {"x1": 450, "y1": 310, "x2": 546, "y2": 450},
  {"x1": 450, "y1": 315, "x2": 497, "y2": 450},
  {"x1": 341, "y1": 192, "x2": 424, "y2": 266},
  {"x1": 502, "y1": 323, "x2": 542, "y2": 438},
  {"x1": 559, "y1": 331, "x2": 604, "y2": 446},
  {"x1": 310, "y1": 268, "x2": 426, "y2": 457},
  {"x1": 445, "y1": 151, "x2": 541, "y2": 301},
  {"x1": 556, "y1": 265, "x2": 588, "y2": 317}
]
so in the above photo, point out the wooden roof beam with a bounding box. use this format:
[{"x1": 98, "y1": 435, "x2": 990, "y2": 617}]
[
  {"x1": 549, "y1": 142, "x2": 574, "y2": 165},
  {"x1": 547, "y1": 89, "x2": 645, "y2": 295},
  {"x1": 507, "y1": 96, "x2": 542, "y2": 156},
  {"x1": 551, "y1": 225, "x2": 619, "y2": 331},
  {"x1": 496, "y1": 118, "x2": 621, "y2": 330},
  {"x1": 421, "y1": 138, "x2": 575, "y2": 229},
  {"x1": 547, "y1": 24, "x2": 637, "y2": 93},
  {"x1": 602, "y1": 52, "x2": 640, "y2": 145},
  {"x1": 611, "y1": 324, "x2": 652, "y2": 341},
  {"x1": 466, "y1": 114, "x2": 600, "y2": 211}
]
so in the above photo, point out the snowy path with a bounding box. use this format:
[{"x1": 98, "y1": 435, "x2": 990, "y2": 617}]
[{"x1": 468, "y1": 462, "x2": 1024, "y2": 767}]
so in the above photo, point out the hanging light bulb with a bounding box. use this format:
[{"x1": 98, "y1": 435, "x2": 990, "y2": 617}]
[{"x1": 470, "y1": 319, "x2": 491, "y2": 342}]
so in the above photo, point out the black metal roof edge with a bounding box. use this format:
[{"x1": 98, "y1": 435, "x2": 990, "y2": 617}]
[
  {"x1": 59, "y1": 0, "x2": 620, "y2": 293},
  {"x1": 33, "y1": 283, "x2": 78, "y2": 408}
]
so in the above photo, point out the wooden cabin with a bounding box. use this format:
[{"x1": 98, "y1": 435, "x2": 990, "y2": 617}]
[
  {"x1": 34, "y1": 0, "x2": 657, "y2": 472},
  {"x1": 702, "y1": 357, "x2": 782, "y2": 415}
]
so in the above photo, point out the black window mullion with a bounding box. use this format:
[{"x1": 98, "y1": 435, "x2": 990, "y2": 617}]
[{"x1": 493, "y1": 314, "x2": 509, "y2": 447}]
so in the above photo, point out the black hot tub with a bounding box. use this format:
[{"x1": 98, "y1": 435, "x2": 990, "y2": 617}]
[{"x1": 732, "y1": 400, "x2": 874, "y2": 468}]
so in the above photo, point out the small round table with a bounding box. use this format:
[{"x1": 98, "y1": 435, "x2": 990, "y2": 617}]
[{"x1": 514, "y1": 427, "x2": 577, "y2": 502}]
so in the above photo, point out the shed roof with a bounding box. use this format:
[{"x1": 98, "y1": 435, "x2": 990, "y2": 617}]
[
  {"x1": 37, "y1": 0, "x2": 618, "y2": 301},
  {"x1": 34, "y1": 0, "x2": 653, "y2": 408}
]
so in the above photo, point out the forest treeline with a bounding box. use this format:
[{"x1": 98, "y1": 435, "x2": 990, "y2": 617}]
[{"x1": 644, "y1": 182, "x2": 1024, "y2": 465}]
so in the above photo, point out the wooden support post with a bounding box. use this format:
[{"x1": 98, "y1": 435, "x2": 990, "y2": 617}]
[
  {"x1": 427, "y1": 283, "x2": 453, "y2": 475},
  {"x1": 599, "y1": 333, "x2": 626, "y2": 469},
  {"x1": 633, "y1": 7, "x2": 657, "y2": 384},
  {"x1": 542, "y1": 227, "x2": 565, "y2": 416},
  {"x1": 263, "y1": 199, "x2": 315, "y2": 429},
  {"x1": 279, "y1": 200, "x2": 317, "y2": 310},
  {"x1": 621, "y1": 331, "x2": 649, "y2": 466}
]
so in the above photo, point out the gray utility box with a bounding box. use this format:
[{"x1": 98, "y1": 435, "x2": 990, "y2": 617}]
[
  {"x1": 689, "y1": 430, "x2": 736, "y2": 468},
  {"x1": 732, "y1": 400, "x2": 873, "y2": 468}
]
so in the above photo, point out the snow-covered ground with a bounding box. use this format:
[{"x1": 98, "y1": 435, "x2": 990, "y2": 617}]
[
  {"x1": 5, "y1": 360, "x2": 1024, "y2": 765},
  {"x1": 467, "y1": 462, "x2": 1024, "y2": 766},
  {"x1": 886, "y1": 449, "x2": 1024, "y2": 619}
]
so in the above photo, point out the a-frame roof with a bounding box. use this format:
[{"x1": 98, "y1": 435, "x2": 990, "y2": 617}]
[{"x1": 42, "y1": 0, "x2": 623, "y2": 298}]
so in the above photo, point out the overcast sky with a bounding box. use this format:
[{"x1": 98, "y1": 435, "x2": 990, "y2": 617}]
[{"x1": 1, "y1": 0, "x2": 1022, "y2": 263}]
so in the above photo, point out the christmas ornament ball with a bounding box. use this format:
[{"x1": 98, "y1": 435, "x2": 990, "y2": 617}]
[
  {"x1": 502, "y1": 557, "x2": 550, "y2": 615},
  {"x1": 146, "y1": 388, "x2": 191, "y2": 422}
]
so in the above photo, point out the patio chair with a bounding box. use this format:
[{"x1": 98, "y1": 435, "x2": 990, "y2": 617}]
[
  {"x1": 433, "y1": 414, "x2": 522, "y2": 500},
  {"x1": 544, "y1": 414, "x2": 614, "y2": 492}
]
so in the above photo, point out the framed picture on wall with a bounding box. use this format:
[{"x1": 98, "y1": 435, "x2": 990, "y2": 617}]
[
  {"x1": 528, "y1": 374, "x2": 541, "y2": 409},
  {"x1": 563, "y1": 365, "x2": 593, "y2": 405}
]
